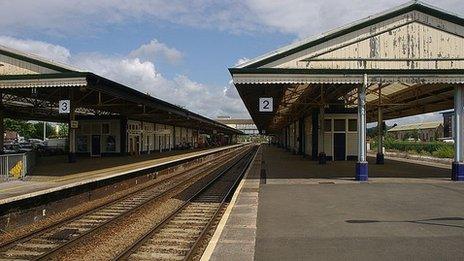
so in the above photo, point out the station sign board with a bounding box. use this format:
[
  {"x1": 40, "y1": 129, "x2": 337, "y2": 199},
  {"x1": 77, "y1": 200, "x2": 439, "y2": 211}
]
[
  {"x1": 259, "y1": 98, "x2": 273, "y2": 112},
  {"x1": 59, "y1": 100, "x2": 70, "y2": 114}
]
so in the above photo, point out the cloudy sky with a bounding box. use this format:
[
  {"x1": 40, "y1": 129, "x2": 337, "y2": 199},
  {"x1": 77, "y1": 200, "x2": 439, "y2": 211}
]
[{"x1": 0, "y1": 0, "x2": 461, "y2": 124}]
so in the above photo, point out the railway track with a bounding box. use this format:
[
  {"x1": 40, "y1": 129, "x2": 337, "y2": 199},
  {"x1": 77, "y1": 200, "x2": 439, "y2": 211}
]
[
  {"x1": 114, "y1": 146, "x2": 257, "y2": 261},
  {"x1": 0, "y1": 145, "x2": 250, "y2": 261}
]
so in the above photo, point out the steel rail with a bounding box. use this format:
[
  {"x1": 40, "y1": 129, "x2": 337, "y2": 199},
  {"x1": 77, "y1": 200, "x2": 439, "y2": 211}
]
[
  {"x1": 0, "y1": 146, "x2": 246, "y2": 260},
  {"x1": 33, "y1": 147, "x2": 249, "y2": 261},
  {"x1": 183, "y1": 147, "x2": 256, "y2": 261},
  {"x1": 0, "y1": 147, "x2": 240, "y2": 250},
  {"x1": 114, "y1": 146, "x2": 256, "y2": 261}
]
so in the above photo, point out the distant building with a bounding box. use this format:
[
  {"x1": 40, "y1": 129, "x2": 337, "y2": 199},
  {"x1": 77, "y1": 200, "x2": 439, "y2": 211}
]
[
  {"x1": 216, "y1": 117, "x2": 259, "y2": 135},
  {"x1": 442, "y1": 110, "x2": 454, "y2": 139},
  {"x1": 4, "y1": 131, "x2": 19, "y2": 143},
  {"x1": 387, "y1": 122, "x2": 444, "y2": 141}
]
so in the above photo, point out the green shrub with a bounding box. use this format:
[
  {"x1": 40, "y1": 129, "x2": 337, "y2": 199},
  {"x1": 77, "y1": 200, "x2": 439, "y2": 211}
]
[
  {"x1": 432, "y1": 146, "x2": 454, "y2": 158},
  {"x1": 378, "y1": 140, "x2": 454, "y2": 158}
]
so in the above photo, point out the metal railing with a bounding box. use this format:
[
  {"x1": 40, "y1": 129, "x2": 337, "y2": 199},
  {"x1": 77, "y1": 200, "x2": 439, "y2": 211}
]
[{"x1": 1, "y1": 152, "x2": 35, "y2": 181}]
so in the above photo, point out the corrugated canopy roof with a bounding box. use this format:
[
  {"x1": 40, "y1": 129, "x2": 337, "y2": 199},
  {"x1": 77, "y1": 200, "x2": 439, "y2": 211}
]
[
  {"x1": 388, "y1": 121, "x2": 443, "y2": 132},
  {"x1": 0, "y1": 46, "x2": 241, "y2": 135},
  {"x1": 229, "y1": 1, "x2": 464, "y2": 134}
]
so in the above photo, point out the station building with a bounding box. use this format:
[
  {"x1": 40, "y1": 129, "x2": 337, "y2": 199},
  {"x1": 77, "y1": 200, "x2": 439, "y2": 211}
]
[
  {"x1": 0, "y1": 45, "x2": 241, "y2": 161},
  {"x1": 229, "y1": 1, "x2": 464, "y2": 181},
  {"x1": 216, "y1": 117, "x2": 259, "y2": 135}
]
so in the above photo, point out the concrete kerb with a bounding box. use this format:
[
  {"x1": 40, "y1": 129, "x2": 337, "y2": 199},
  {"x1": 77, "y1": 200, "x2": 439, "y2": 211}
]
[
  {"x1": 201, "y1": 146, "x2": 261, "y2": 261},
  {"x1": 0, "y1": 144, "x2": 243, "y2": 206}
]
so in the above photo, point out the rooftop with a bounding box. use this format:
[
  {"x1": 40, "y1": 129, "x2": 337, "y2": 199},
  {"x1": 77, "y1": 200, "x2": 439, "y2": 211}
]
[{"x1": 387, "y1": 121, "x2": 443, "y2": 132}]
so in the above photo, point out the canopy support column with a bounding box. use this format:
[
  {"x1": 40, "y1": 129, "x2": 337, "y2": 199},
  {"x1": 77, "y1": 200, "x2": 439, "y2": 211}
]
[
  {"x1": 318, "y1": 106, "x2": 326, "y2": 164},
  {"x1": 293, "y1": 121, "x2": 297, "y2": 155},
  {"x1": 318, "y1": 86, "x2": 326, "y2": 164},
  {"x1": 376, "y1": 84, "x2": 384, "y2": 164},
  {"x1": 311, "y1": 109, "x2": 319, "y2": 161},
  {"x1": 452, "y1": 85, "x2": 464, "y2": 181},
  {"x1": 0, "y1": 91, "x2": 4, "y2": 155},
  {"x1": 68, "y1": 89, "x2": 76, "y2": 163},
  {"x1": 299, "y1": 117, "x2": 305, "y2": 157},
  {"x1": 356, "y1": 74, "x2": 368, "y2": 181}
]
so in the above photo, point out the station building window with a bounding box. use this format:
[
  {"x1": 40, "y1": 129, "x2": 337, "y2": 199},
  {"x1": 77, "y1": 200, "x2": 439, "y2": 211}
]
[
  {"x1": 324, "y1": 119, "x2": 332, "y2": 132},
  {"x1": 105, "y1": 135, "x2": 116, "y2": 152},
  {"x1": 77, "y1": 136, "x2": 89, "y2": 152},
  {"x1": 348, "y1": 119, "x2": 357, "y2": 132},
  {"x1": 102, "y1": 123, "x2": 110, "y2": 135},
  {"x1": 334, "y1": 119, "x2": 346, "y2": 132}
]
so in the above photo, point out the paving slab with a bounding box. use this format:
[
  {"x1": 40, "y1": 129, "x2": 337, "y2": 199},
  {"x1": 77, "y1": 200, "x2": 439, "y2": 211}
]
[
  {"x1": 202, "y1": 146, "x2": 262, "y2": 261},
  {"x1": 255, "y1": 145, "x2": 464, "y2": 261},
  {"x1": 206, "y1": 145, "x2": 464, "y2": 261},
  {"x1": 256, "y1": 183, "x2": 464, "y2": 261},
  {"x1": 0, "y1": 144, "x2": 241, "y2": 204}
]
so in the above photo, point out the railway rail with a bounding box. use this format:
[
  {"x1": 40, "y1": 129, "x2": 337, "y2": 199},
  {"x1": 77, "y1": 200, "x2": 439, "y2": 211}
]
[
  {"x1": 114, "y1": 146, "x2": 257, "y2": 260},
  {"x1": 0, "y1": 145, "x2": 251, "y2": 261}
]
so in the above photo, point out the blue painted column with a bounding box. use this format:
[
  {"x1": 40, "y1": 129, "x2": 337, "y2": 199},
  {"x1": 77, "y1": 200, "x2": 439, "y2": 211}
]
[
  {"x1": 356, "y1": 74, "x2": 368, "y2": 181},
  {"x1": 452, "y1": 85, "x2": 464, "y2": 181}
]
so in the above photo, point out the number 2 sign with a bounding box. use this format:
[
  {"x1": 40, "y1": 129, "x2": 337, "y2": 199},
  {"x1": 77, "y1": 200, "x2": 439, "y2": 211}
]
[
  {"x1": 259, "y1": 98, "x2": 273, "y2": 112},
  {"x1": 59, "y1": 100, "x2": 71, "y2": 114}
]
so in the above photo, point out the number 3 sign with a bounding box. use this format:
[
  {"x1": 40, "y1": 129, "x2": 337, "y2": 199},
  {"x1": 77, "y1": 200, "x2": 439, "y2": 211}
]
[
  {"x1": 259, "y1": 98, "x2": 273, "y2": 112},
  {"x1": 59, "y1": 100, "x2": 71, "y2": 114}
]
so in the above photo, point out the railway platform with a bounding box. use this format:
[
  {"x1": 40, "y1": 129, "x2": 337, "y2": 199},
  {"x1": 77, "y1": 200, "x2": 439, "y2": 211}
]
[
  {"x1": 0, "y1": 145, "x2": 242, "y2": 205},
  {"x1": 205, "y1": 145, "x2": 464, "y2": 261}
]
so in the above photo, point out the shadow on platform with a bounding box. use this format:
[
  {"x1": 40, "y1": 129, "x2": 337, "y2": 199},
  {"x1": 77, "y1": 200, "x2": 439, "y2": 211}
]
[
  {"x1": 262, "y1": 145, "x2": 450, "y2": 180},
  {"x1": 32, "y1": 149, "x2": 205, "y2": 177}
]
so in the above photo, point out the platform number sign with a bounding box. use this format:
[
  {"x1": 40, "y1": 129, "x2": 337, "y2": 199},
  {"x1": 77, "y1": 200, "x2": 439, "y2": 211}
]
[
  {"x1": 59, "y1": 100, "x2": 71, "y2": 114},
  {"x1": 259, "y1": 98, "x2": 273, "y2": 112}
]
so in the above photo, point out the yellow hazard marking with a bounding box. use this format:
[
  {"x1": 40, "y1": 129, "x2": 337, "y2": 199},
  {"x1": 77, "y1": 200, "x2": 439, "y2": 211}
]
[{"x1": 9, "y1": 161, "x2": 23, "y2": 179}]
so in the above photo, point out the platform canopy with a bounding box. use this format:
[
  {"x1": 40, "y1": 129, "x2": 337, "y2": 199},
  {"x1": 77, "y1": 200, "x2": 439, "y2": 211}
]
[
  {"x1": 229, "y1": 1, "x2": 464, "y2": 134},
  {"x1": 0, "y1": 45, "x2": 240, "y2": 135}
]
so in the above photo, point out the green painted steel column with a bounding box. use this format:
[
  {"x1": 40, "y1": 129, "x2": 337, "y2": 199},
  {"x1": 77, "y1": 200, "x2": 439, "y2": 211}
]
[{"x1": 0, "y1": 91, "x2": 4, "y2": 155}]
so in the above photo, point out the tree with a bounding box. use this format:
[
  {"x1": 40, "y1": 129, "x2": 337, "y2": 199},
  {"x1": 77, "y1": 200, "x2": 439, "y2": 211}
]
[
  {"x1": 4, "y1": 119, "x2": 36, "y2": 138},
  {"x1": 4, "y1": 119, "x2": 68, "y2": 140},
  {"x1": 57, "y1": 123, "x2": 68, "y2": 138}
]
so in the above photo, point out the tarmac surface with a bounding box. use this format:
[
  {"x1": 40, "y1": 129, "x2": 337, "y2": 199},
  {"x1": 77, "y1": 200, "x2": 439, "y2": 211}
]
[
  {"x1": 207, "y1": 145, "x2": 464, "y2": 261},
  {"x1": 256, "y1": 183, "x2": 464, "y2": 261}
]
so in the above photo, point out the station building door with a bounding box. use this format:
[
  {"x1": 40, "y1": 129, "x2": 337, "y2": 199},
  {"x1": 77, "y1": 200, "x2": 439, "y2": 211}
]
[
  {"x1": 333, "y1": 133, "x2": 346, "y2": 161},
  {"x1": 91, "y1": 135, "x2": 101, "y2": 157},
  {"x1": 128, "y1": 136, "x2": 140, "y2": 155}
]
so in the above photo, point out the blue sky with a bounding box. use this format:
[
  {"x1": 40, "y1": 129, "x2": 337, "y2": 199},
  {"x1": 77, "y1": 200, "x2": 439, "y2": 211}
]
[{"x1": 0, "y1": 0, "x2": 461, "y2": 124}]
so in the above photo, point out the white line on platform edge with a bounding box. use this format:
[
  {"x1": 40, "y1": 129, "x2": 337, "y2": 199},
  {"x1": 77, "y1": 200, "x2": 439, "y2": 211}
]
[
  {"x1": 200, "y1": 147, "x2": 259, "y2": 261},
  {"x1": 0, "y1": 144, "x2": 243, "y2": 205}
]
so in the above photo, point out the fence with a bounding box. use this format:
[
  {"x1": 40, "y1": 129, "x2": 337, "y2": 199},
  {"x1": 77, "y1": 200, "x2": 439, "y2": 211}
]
[{"x1": 1, "y1": 152, "x2": 36, "y2": 181}]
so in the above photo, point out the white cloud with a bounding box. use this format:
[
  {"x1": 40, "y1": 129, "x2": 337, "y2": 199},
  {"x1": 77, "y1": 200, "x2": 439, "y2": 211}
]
[
  {"x1": 72, "y1": 53, "x2": 249, "y2": 118},
  {"x1": 0, "y1": 1, "x2": 463, "y2": 38},
  {"x1": 128, "y1": 39, "x2": 183, "y2": 64},
  {"x1": 0, "y1": 36, "x2": 248, "y2": 118},
  {"x1": 243, "y1": 0, "x2": 464, "y2": 38},
  {"x1": 0, "y1": 36, "x2": 71, "y2": 63},
  {"x1": 234, "y1": 57, "x2": 250, "y2": 67},
  {"x1": 386, "y1": 112, "x2": 444, "y2": 126}
]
